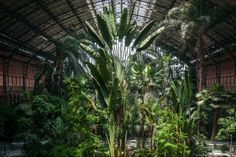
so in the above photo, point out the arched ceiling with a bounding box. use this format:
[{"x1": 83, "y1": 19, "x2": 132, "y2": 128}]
[{"x1": 0, "y1": 0, "x2": 235, "y2": 64}]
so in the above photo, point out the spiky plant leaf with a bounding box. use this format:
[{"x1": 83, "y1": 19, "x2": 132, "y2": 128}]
[
  {"x1": 94, "y1": 80, "x2": 108, "y2": 107},
  {"x1": 127, "y1": 1, "x2": 136, "y2": 27},
  {"x1": 79, "y1": 43, "x2": 98, "y2": 59},
  {"x1": 118, "y1": 8, "x2": 128, "y2": 39},
  {"x1": 97, "y1": 14, "x2": 113, "y2": 49},
  {"x1": 183, "y1": 71, "x2": 192, "y2": 104},
  {"x1": 137, "y1": 26, "x2": 166, "y2": 51},
  {"x1": 170, "y1": 81, "x2": 179, "y2": 113},
  {"x1": 85, "y1": 21, "x2": 105, "y2": 48},
  {"x1": 96, "y1": 58, "x2": 112, "y2": 84},
  {"x1": 86, "y1": 62, "x2": 109, "y2": 99},
  {"x1": 97, "y1": 48, "x2": 109, "y2": 63},
  {"x1": 132, "y1": 20, "x2": 156, "y2": 48},
  {"x1": 125, "y1": 21, "x2": 137, "y2": 46},
  {"x1": 103, "y1": 6, "x2": 117, "y2": 38}
]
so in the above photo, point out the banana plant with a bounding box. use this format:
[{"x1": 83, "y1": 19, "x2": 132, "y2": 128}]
[
  {"x1": 170, "y1": 71, "x2": 197, "y2": 148},
  {"x1": 127, "y1": 52, "x2": 167, "y2": 147}
]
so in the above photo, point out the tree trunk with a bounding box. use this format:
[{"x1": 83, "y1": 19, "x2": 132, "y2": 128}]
[
  {"x1": 197, "y1": 32, "x2": 205, "y2": 91},
  {"x1": 141, "y1": 96, "x2": 145, "y2": 149},
  {"x1": 197, "y1": 32, "x2": 205, "y2": 134},
  {"x1": 211, "y1": 108, "x2": 219, "y2": 141},
  {"x1": 150, "y1": 125, "x2": 155, "y2": 150}
]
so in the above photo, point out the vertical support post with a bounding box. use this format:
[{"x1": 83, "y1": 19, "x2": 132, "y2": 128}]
[
  {"x1": 22, "y1": 60, "x2": 31, "y2": 91},
  {"x1": 216, "y1": 63, "x2": 220, "y2": 85},
  {"x1": 2, "y1": 52, "x2": 13, "y2": 104}
]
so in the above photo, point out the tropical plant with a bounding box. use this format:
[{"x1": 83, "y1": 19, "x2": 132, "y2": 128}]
[
  {"x1": 15, "y1": 93, "x2": 74, "y2": 157},
  {"x1": 153, "y1": 72, "x2": 198, "y2": 157},
  {"x1": 216, "y1": 108, "x2": 236, "y2": 141},
  {"x1": 196, "y1": 84, "x2": 235, "y2": 140},
  {"x1": 65, "y1": 76, "x2": 108, "y2": 155},
  {"x1": 157, "y1": 0, "x2": 230, "y2": 90},
  {"x1": 127, "y1": 50, "x2": 169, "y2": 149},
  {"x1": 190, "y1": 134, "x2": 210, "y2": 157},
  {"x1": 48, "y1": 145, "x2": 75, "y2": 157},
  {"x1": 77, "y1": 3, "x2": 168, "y2": 156}
]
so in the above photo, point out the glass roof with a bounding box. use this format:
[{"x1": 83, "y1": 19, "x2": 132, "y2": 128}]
[{"x1": 86, "y1": 0, "x2": 157, "y2": 27}]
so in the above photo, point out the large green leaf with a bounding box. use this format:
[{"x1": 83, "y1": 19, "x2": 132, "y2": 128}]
[
  {"x1": 86, "y1": 62, "x2": 109, "y2": 99},
  {"x1": 127, "y1": 1, "x2": 136, "y2": 28},
  {"x1": 118, "y1": 8, "x2": 128, "y2": 39},
  {"x1": 132, "y1": 20, "x2": 156, "y2": 48},
  {"x1": 94, "y1": 79, "x2": 108, "y2": 107},
  {"x1": 97, "y1": 48, "x2": 109, "y2": 63},
  {"x1": 170, "y1": 81, "x2": 179, "y2": 113},
  {"x1": 183, "y1": 71, "x2": 192, "y2": 105},
  {"x1": 125, "y1": 21, "x2": 137, "y2": 46},
  {"x1": 97, "y1": 14, "x2": 113, "y2": 49},
  {"x1": 96, "y1": 58, "x2": 112, "y2": 84},
  {"x1": 79, "y1": 43, "x2": 98, "y2": 59},
  {"x1": 85, "y1": 21, "x2": 105, "y2": 48},
  {"x1": 103, "y1": 6, "x2": 117, "y2": 39},
  {"x1": 137, "y1": 26, "x2": 166, "y2": 51}
]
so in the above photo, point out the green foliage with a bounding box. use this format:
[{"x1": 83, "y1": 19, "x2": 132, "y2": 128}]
[
  {"x1": 15, "y1": 93, "x2": 72, "y2": 156},
  {"x1": 82, "y1": 3, "x2": 157, "y2": 53},
  {"x1": 196, "y1": 86, "x2": 236, "y2": 137},
  {"x1": 154, "y1": 107, "x2": 191, "y2": 157},
  {"x1": 48, "y1": 145, "x2": 75, "y2": 157},
  {"x1": 216, "y1": 108, "x2": 236, "y2": 141},
  {"x1": 75, "y1": 135, "x2": 107, "y2": 157},
  {"x1": 190, "y1": 134, "x2": 210, "y2": 157},
  {"x1": 7, "y1": 2, "x2": 230, "y2": 156}
]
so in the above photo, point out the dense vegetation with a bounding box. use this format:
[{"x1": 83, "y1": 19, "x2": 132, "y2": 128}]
[{"x1": 0, "y1": 0, "x2": 235, "y2": 157}]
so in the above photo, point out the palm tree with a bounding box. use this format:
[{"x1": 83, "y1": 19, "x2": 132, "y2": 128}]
[
  {"x1": 62, "y1": 36, "x2": 89, "y2": 77},
  {"x1": 158, "y1": 0, "x2": 227, "y2": 91}
]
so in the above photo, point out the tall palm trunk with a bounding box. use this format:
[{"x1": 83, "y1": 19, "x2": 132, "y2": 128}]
[
  {"x1": 197, "y1": 32, "x2": 205, "y2": 91},
  {"x1": 197, "y1": 32, "x2": 205, "y2": 134}
]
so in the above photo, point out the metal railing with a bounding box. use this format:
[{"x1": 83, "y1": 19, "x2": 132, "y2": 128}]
[
  {"x1": 0, "y1": 142, "x2": 25, "y2": 157},
  {"x1": 205, "y1": 74, "x2": 236, "y2": 91}
]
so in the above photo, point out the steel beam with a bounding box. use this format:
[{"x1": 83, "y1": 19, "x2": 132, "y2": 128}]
[
  {"x1": 35, "y1": 1, "x2": 72, "y2": 36},
  {"x1": 65, "y1": 0, "x2": 87, "y2": 32},
  {"x1": 0, "y1": 33, "x2": 55, "y2": 61},
  {"x1": 0, "y1": 5, "x2": 57, "y2": 44}
]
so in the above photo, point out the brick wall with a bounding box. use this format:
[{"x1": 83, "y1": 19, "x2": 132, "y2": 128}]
[
  {"x1": 203, "y1": 49, "x2": 236, "y2": 91},
  {"x1": 0, "y1": 48, "x2": 40, "y2": 103}
]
